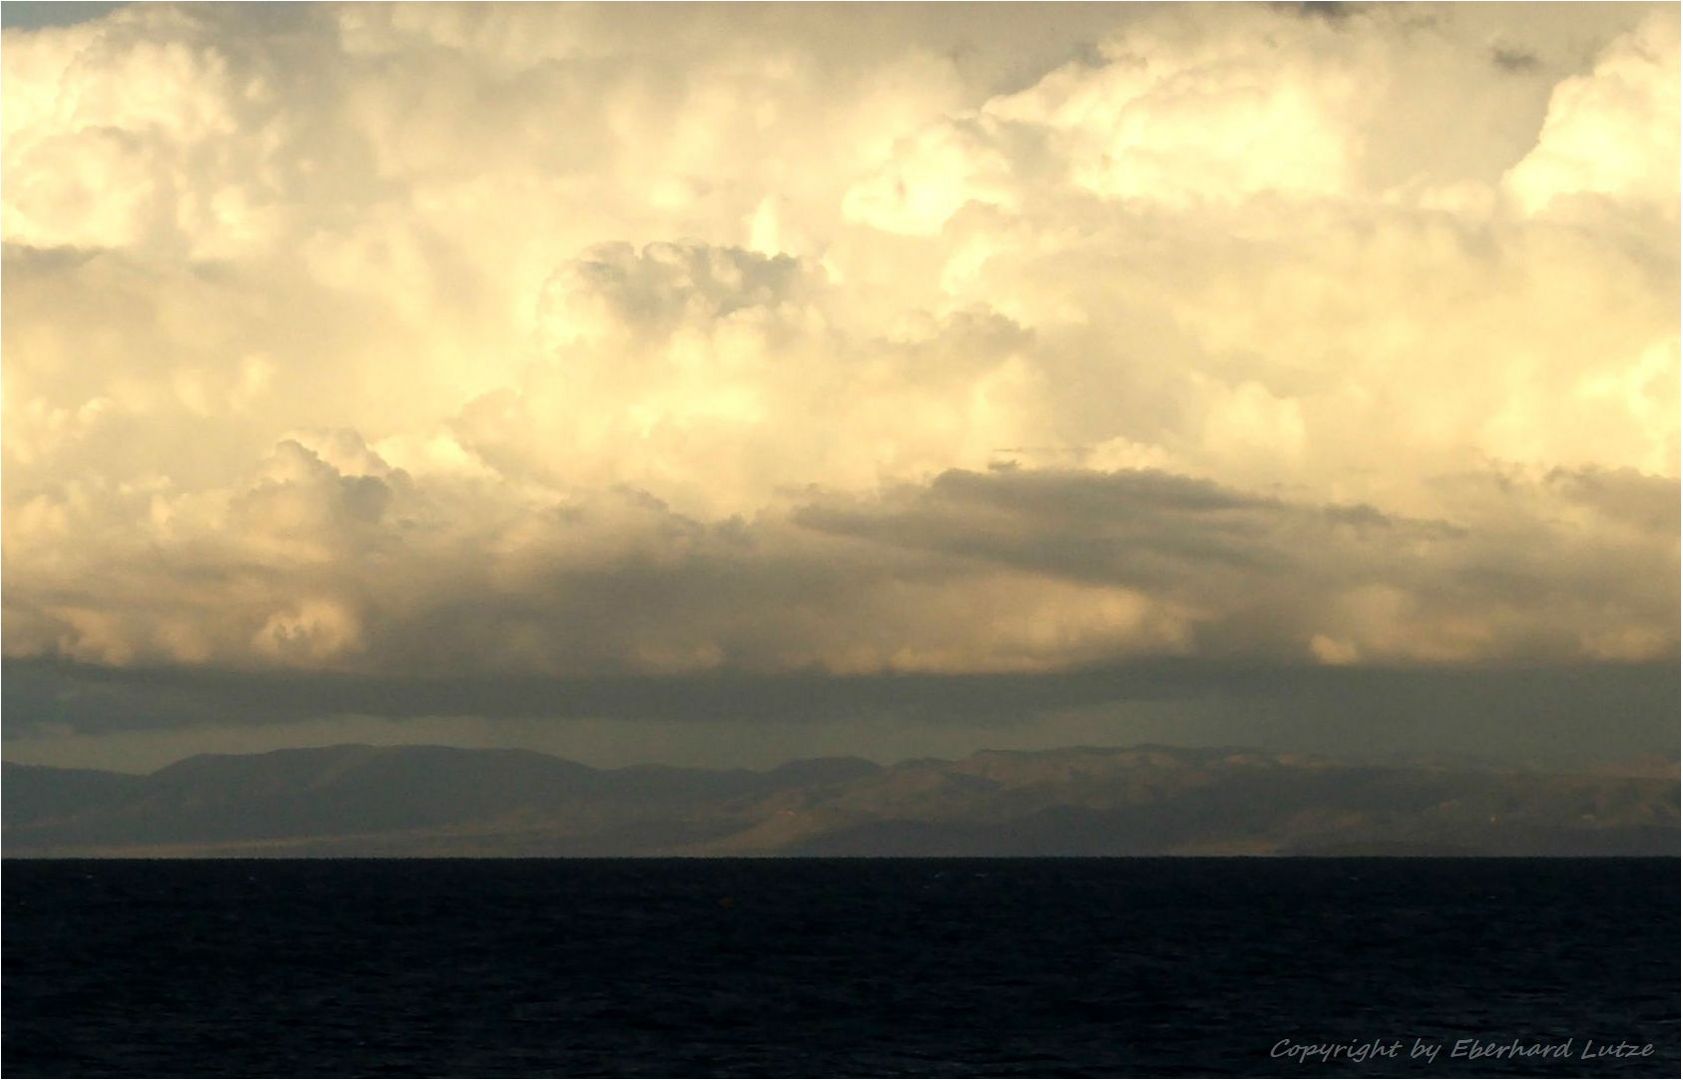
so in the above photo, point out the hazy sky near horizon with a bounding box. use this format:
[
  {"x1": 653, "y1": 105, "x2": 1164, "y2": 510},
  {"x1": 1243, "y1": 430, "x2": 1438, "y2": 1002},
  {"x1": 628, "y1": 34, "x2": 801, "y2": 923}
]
[{"x1": 2, "y1": 2, "x2": 1677, "y2": 771}]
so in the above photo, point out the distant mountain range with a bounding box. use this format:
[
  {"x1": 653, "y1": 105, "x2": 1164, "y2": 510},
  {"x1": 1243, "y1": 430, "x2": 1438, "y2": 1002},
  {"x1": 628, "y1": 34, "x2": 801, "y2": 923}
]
[{"x1": 4, "y1": 744, "x2": 1677, "y2": 857}]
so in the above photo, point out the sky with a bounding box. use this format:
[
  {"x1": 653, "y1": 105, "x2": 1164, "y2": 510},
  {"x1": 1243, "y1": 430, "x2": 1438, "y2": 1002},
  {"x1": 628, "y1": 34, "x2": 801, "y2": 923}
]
[{"x1": 1, "y1": 2, "x2": 1677, "y2": 773}]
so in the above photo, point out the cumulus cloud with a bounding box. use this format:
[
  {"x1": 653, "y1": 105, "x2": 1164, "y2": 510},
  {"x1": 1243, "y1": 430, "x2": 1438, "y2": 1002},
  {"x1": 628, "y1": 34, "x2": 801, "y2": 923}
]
[
  {"x1": 1505, "y1": 10, "x2": 1681, "y2": 217},
  {"x1": 1, "y1": 2, "x2": 1676, "y2": 733}
]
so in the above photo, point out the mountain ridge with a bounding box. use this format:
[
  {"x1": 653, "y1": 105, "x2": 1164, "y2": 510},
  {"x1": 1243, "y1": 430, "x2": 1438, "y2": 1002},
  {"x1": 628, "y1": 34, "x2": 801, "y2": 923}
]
[{"x1": 4, "y1": 742, "x2": 1676, "y2": 858}]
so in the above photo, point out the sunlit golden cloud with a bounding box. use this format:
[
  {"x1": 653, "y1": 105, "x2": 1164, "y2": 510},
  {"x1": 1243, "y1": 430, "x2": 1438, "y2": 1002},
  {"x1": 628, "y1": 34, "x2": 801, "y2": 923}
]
[{"x1": 2, "y1": 2, "x2": 1677, "y2": 691}]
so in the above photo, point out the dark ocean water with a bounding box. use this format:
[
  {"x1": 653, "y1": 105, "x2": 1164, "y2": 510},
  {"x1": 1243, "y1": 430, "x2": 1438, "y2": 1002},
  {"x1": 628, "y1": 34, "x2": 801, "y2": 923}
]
[{"x1": 3, "y1": 858, "x2": 1677, "y2": 1077}]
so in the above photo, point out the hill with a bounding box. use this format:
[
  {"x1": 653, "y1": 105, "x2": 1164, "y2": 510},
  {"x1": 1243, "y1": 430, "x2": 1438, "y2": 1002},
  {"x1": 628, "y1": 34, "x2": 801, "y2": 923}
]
[{"x1": 4, "y1": 744, "x2": 1675, "y2": 857}]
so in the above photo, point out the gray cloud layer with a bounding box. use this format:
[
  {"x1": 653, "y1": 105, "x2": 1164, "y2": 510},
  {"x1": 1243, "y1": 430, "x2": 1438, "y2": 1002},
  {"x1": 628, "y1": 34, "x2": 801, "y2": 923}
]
[{"x1": 6, "y1": 656, "x2": 1675, "y2": 775}]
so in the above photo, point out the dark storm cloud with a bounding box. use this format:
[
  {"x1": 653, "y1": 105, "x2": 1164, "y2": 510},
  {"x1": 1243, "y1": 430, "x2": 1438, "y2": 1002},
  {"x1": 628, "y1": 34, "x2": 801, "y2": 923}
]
[
  {"x1": 5, "y1": 463, "x2": 1675, "y2": 758},
  {"x1": 0, "y1": 1, "x2": 124, "y2": 31},
  {"x1": 6, "y1": 655, "x2": 1676, "y2": 772},
  {"x1": 3, "y1": 655, "x2": 1267, "y2": 733},
  {"x1": 1544, "y1": 466, "x2": 1680, "y2": 534},
  {"x1": 793, "y1": 466, "x2": 1674, "y2": 664},
  {"x1": 1491, "y1": 46, "x2": 1542, "y2": 73},
  {"x1": 1272, "y1": 2, "x2": 1366, "y2": 25},
  {"x1": 7, "y1": 459, "x2": 1670, "y2": 684}
]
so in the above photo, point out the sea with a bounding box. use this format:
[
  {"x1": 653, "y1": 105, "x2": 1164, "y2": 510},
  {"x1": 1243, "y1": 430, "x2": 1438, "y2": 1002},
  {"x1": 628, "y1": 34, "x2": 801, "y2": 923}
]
[{"x1": 3, "y1": 858, "x2": 1677, "y2": 1077}]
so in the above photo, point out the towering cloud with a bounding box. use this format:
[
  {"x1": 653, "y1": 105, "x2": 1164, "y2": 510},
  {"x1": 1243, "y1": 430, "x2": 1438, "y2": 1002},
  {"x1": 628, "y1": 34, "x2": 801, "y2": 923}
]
[{"x1": 2, "y1": 3, "x2": 1676, "y2": 765}]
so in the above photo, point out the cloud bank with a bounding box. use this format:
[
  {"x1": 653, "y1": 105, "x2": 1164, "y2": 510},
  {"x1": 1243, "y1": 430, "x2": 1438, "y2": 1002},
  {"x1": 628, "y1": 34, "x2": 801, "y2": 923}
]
[{"x1": 2, "y1": 3, "x2": 1676, "y2": 754}]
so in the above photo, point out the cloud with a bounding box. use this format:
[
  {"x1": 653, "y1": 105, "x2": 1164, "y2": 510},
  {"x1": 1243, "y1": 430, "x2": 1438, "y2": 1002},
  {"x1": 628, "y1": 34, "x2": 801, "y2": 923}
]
[
  {"x1": 5, "y1": 448, "x2": 1672, "y2": 683},
  {"x1": 1, "y1": 3, "x2": 1676, "y2": 748},
  {"x1": 797, "y1": 464, "x2": 1677, "y2": 666},
  {"x1": 1504, "y1": 10, "x2": 1680, "y2": 218}
]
